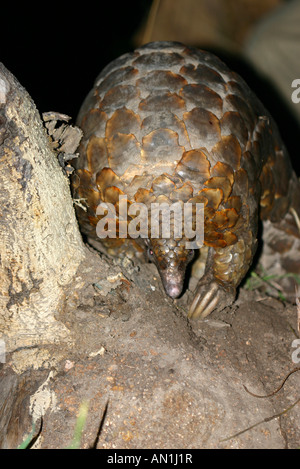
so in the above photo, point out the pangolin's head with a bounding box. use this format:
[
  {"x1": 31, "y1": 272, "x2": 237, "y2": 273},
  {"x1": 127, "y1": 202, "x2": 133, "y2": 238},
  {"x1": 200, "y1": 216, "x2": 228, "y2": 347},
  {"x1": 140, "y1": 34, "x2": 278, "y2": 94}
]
[{"x1": 145, "y1": 237, "x2": 195, "y2": 298}]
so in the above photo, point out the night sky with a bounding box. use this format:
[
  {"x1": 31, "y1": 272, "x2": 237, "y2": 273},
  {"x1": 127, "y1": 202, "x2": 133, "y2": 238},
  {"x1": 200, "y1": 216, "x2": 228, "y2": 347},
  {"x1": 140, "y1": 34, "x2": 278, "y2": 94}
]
[{"x1": 0, "y1": 2, "x2": 152, "y2": 118}]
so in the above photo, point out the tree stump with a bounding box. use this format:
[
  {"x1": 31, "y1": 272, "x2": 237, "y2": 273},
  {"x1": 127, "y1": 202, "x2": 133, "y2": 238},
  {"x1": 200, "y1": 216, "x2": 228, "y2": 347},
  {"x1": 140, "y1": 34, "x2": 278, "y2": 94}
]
[{"x1": 0, "y1": 63, "x2": 85, "y2": 355}]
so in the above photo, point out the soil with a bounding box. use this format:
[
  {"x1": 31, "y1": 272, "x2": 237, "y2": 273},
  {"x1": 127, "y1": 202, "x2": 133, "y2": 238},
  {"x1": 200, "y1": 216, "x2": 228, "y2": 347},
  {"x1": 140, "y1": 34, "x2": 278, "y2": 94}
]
[{"x1": 0, "y1": 246, "x2": 299, "y2": 449}]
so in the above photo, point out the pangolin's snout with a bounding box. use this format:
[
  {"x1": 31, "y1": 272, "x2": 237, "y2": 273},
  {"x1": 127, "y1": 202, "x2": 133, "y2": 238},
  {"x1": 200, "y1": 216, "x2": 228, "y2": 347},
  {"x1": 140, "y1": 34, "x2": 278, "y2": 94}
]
[{"x1": 163, "y1": 278, "x2": 184, "y2": 299}]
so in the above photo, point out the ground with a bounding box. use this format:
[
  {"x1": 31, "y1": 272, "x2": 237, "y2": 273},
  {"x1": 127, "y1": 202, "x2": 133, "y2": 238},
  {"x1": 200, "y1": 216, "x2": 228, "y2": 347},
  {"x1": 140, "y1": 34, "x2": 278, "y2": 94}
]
[{"x1": 0, "y1": 246, "x2": 299, "y2": 449}]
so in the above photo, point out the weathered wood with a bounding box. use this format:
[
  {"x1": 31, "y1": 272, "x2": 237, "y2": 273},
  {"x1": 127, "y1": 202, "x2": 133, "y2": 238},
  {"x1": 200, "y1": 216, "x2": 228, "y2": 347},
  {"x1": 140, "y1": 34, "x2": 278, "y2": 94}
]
[{"x1": 0, "y1": 63, "x2": 85, "y2": 356}]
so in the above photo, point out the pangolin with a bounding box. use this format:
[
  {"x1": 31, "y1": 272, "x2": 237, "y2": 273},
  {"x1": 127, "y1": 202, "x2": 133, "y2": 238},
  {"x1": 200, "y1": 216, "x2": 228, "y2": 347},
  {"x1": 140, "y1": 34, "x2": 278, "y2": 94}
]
[{"x1": 72, "y1": 41, "x2": 300, "y2": 319}]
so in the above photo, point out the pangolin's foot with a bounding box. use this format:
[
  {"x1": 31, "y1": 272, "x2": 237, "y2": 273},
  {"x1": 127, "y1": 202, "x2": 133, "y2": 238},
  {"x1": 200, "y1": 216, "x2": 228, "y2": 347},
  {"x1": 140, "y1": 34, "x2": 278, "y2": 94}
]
[{"x1": 188, "y1": 280, "x2": 236, "y2": 320}]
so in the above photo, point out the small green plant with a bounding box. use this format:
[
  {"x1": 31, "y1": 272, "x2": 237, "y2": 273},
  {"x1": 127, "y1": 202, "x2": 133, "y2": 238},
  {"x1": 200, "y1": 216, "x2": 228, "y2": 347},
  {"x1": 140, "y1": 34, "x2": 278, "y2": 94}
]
[
  {"x1": 66, "y1": 400, "x2": 89, "y2": 449},
  {"x1": 17, "y1": 401, "x2": 89, "y2": 450},
  {"x1": 17, "y1": 399, "x2": 109, "y2": 449},
  {"x1": 245, "y1": 268, "x2": 300, "y2": 302},
  {"x1": 17, "y1": 422, "x2": 37, "y2": 449}
]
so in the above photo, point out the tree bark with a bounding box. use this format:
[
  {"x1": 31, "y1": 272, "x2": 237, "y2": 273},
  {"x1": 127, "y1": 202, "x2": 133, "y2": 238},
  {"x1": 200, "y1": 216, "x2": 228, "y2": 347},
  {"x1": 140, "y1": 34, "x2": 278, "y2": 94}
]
[{"x1": 0, "y1": 63, "x2": 85, "y2": 354}]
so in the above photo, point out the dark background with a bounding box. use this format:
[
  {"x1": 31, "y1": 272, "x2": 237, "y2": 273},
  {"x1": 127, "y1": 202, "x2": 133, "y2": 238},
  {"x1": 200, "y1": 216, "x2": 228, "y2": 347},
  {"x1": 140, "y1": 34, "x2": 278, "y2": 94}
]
[
  {"x1": 0, "y1": 1, "x2": 299, "y2": 173},
  {"x1": 0, "y1": 2, "x2": 152, "y2": 118}
]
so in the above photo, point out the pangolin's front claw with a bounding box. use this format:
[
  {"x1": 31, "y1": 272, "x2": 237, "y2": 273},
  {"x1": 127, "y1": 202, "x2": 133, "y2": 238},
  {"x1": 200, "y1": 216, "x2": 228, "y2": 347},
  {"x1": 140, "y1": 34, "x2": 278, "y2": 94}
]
[{"x1": 188, "y1": 281, "x2": 236, "y2": 320}]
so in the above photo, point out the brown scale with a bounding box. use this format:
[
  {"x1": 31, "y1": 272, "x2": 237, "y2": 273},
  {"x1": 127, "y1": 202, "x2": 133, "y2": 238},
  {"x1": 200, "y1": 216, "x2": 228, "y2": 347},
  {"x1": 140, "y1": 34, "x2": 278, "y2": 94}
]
[{"x1": 72, "y1": 41, "x2": 300, "y2": 319}]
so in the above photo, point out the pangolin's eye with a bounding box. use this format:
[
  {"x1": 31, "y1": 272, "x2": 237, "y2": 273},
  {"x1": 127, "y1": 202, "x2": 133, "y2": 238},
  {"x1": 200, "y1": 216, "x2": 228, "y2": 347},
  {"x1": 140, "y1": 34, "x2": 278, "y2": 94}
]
[
  {"x1": 147, "y1": 248, "x2": 154, "y2": 259},
  {"x1": 187, "y1": 249, "x2": 194, "y2": 260}
]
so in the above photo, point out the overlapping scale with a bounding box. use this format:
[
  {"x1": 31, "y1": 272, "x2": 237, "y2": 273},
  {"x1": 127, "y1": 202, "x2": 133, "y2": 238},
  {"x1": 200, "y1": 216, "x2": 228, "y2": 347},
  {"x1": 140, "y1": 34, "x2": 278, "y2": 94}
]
[
  {"x1": 95, "y1": 66, "x2": 138, "y2": 97},
  {"x1": 211, "y1": 208, "x2": 239, "y2": 230},
  {"x1": 141, "y1": 129, "x2": 184, "y2": 163},
  {"x1": 211, "y1": 162, "x2": 234, "y2": 185},
  {"x1": 199, "y1": 188, "x2": 224, "y2": 214},
  {"x1": 170, "y1": 183, "x2": 193, "y2": 202},
  {"x1": 232, "y1": 168, "x2": 249, "y2": 201},
  {"x1": 133, "y1": 188, "x2": 156, "y2": 205},
  {"x1": 179, "y1": 63, "x2": 227, "y2": 94},
  {"x1": 99, "y1": 85, "x2": 140, "y2": 113},
  {"x1": 224, "y1": 94, "x2": 255, "y2": 134},
  {"x1": 220, "y1": 111, "x2": 248, "y2": 148},
  {"x1": 183, "y1": 108, "x2": 221, "y2": 150},
  {"x1": 103, "y1": 186, "x2": 125, "y2": 204},
  {"x1": 79, "y1": 109, "x2": 108, "y2": 139},
  {"x1": 139, "y1": 90, "x2": 186, "y2": 114},
  {"x1": 105, "y1": 107, "x2": 141, "y2": 139},
  {"x1": 107, "y1": 133, "x2": 141, "y2": 174},
  {"x1": 151, "y1": 174, "x2": 176, "y2": 195},
  {"x1": 132, "y1": 51, "x2": 185, "y2": 71},
  {"x1": 204, "y1": 176, "x2": 232, "y2": 202},
  {"x1": 86, "y1": 136, "x2": 108, "y2": 174},
  {"x1": 136, "y1": 70, "x2": 187, "y2": 92},
  {"x1": 211, "y1": 135, "x2": 241, "y2": 169},
  {"x1": 141, "y1": 112, "x2": 190, "y2": 149},
  {"x1": 175, "y1": 149, "x2": 211, "y2": 186},
  {"x1": 96, "y1": 167, "x2": 123, "y2": 193},
  {"x1": 240, "y1": 151, "x2": 256, "y2": 185},
  {"x1": 225, "y1": 196, "x2": 242, "y2": 214},
  {"x1": 179, "y1": 84, "x2": 223, "y2": 117}
]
